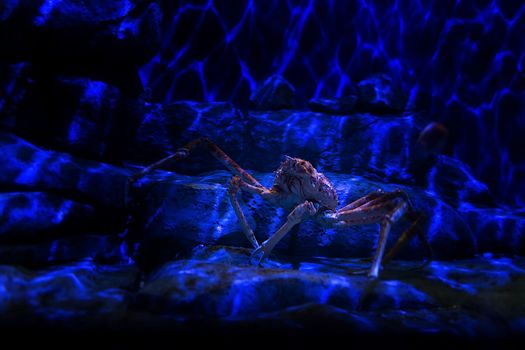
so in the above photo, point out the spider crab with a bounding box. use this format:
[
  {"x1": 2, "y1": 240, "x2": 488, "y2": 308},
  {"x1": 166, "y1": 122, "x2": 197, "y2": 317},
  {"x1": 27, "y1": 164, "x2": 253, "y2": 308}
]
[{"x1": 128, "y1": 138, "x2": 430, "y2": 278}]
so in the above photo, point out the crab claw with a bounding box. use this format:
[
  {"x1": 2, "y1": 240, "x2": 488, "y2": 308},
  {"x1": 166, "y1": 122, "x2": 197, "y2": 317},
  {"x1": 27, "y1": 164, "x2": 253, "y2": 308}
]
[{"x1": 250, "y1": 243, "x2": 270, "y2": 266}]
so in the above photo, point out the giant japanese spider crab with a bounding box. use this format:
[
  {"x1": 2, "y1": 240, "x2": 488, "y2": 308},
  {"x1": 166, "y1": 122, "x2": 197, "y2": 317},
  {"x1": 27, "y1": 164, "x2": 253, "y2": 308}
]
[{"x1": 128, "y1": 138, "x2": 431, "y2": 278}]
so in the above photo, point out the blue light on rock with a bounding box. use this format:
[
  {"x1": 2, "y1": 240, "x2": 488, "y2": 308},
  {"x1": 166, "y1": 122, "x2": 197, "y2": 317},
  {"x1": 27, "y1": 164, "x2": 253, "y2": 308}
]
[
  {"x1": 138, "y1": 0, "x2": 525, "y2": 207},
  {"x1": 0, "y1": 0, "x2": 524, "y2": 344}
]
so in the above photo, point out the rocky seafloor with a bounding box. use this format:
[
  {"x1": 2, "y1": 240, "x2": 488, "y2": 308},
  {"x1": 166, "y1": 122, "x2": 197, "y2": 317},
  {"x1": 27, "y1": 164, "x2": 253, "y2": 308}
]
[
  {"x1": 1, "y1": 246, "x2": 525, "y2": 348},
  {"x1": 1, "y1": 1, "x2": 524, "y2": 348},
  {"x1": 1, "y1": 103, "x2": 524, "y2": 347}
]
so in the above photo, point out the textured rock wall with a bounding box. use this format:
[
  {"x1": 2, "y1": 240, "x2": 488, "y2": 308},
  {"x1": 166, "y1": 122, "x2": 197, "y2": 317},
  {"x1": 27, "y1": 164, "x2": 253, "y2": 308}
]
[
  {"x1": 2, "y1": 130, "x2": 523, "y2": 270},
  {"x1": 140, "y1": 1, "x2": 525, "y2": 207},
  {"x1": 0, "y1": 3, "x2": 524, "y2": 339}
]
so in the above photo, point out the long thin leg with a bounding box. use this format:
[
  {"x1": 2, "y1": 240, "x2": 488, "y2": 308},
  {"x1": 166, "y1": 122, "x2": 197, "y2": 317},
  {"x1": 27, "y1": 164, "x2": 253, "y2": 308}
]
[
  {"x1": 324, "y1": 205, "x2": 388, "y2": 226},
  {"x1": 324, "y1": 190, "x2": 409, "y2": 225},
  {"x1": 368, "y1": 201, "x2": 407, "y2": 277},
  {"x1": 350, "y1": 189, "x2": 409, "y2": 211},
  {"x1": 381, "y1": 212, "x2": 433, "y2": 267},
  {"x1": 251, "y1": 201, "x2": 318, "y2": 265},
  {"x1": 338, "y1": 189, "x2": 384, "y2": 212},
  {"x1": 229, "y1": 175, "x2": 280, "y2": 248},
  {"x1": 128, "y1": 149, "x2": 187, "y2": 184},
  {"x1": 381, "y1": 211, "x2": 424, "y2": 264},
  {"x1": 125, "y1": 137, "x2": 266, "y2": 207},
  {"x1": 319, "y1": 191, "x2": 410, "y2": 277},
  {"x1": 228, "y1": 176, "x2": 261, "y2": 248},
  {"x1": 369, "y1": 219, "x2": 391, "y2": 278},
  {"x1": 128, "y1": 137, "x2": 263, "y2": 187}
]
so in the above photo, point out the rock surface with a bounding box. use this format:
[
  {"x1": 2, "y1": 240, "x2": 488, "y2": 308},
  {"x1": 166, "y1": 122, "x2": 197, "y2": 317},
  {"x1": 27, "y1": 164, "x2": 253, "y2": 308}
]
[
  {"x1": 0, "y1": 235, "x2": 127, "y2": 266},
  {"x1": 134, "y1": 170, "x2": 476, "y2": 267},
  {"x1": 125, "y1": 102, "x2": 500, "y2": 211},
  {"x1": 138, "y1": 246, "x2": 435, "y2": 317},
  {"x1": 249, "y1": 75, "x2": 295, "y2": 110},
  {"x1": 0, "y1": 260, "x2": 139, "y2": 318},
  {"x1": 129, "y1": 101, "x2": 244, "y2": 170},
  {"x1": 458, "y1": 204, "x2": 525, "y2": 255},
  {"x1": 1, "y1": 132, "x2": 521, "y2": 269},
  {"x1": 308, "y1": 96, "x2": 358, "y2": 114},
  {"x1": 131, "y1": 102, "x2": 428, "y2": 181},
  {"x1": 356, "y1": 74, "x2": 408, "y2": 113},
  {"x1": 0, "y1": 62, "x2": 33, "y2": 120},
  {"x1": 0, "y1": 192, "x2": 96, "y2": 243},
  {"x1": 0, "y1": 71, "x2": 144, "y2": 162},
  {"x1": 426, "y1": 155, "x2": 494, "y2": 206},
  {"x1": 1, "y1": 245, "x2": 524, "y2": 343},
  {"x1": 3, "y1": 92, "x2": 488, "y2": 207},
  {"x1": 245, "y1": 110, "x2": 421, "y2": 180},
  {"x1": 0, "y1": 132, "x2": 132, "y2": 209},
  {"x1": 0, "y1": 0, "x2": 162, "y2": 92},
  {"x1": 136, "y1": 246, "x2": 525, "y2": 333},
  {"x1": 0, "y1": 1, "x2": 522, "y2": 344}
]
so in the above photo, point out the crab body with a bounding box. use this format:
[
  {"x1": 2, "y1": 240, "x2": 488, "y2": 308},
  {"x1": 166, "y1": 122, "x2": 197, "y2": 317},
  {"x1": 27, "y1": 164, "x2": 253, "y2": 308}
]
[{"x1": 271, "y1": 156, "x2": 339, "y2": 211}]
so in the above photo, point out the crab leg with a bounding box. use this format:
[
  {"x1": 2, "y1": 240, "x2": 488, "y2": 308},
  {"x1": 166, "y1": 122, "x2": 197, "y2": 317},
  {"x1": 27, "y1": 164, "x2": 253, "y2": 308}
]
[
  {"x1": 228, "y1": 177, "x2": 259, "y2": 248},
  {"x1": 337, "y1": 189, "x2": 385, "y2": 211},
  {"x1": 356, "y1": 190, "x2": 410, "y2": 210},
  {"x1": 126, "y1": 138, "x2": 266, "y2": 208},
  {"x1": 320, "y1": 191, "x2": 410, "y2": 277},
  {"x1": 382, "y1": 212, "x2": 432, "y2": 265},
  {"x1": 228, "y1": 175, "x2": 279, "y2": 248},
  {"x1": 128, "y1": 137, "x2": 262, "y2": 187},
  {"x1": 251, "y1": 201, "x2": 318, "y2": 265},
  {"x1": 325, "y1": 205, "x2": 389, "y2": 226},
  {"x1": 369, "y1": 201, "x2": 409, "y2": 277}
]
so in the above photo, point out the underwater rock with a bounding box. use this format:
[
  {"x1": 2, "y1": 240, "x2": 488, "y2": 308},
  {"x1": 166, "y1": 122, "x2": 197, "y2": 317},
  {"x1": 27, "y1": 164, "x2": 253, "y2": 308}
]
[
  {"x1": 0, "y1": 62, "x2": 33, "y2": 121},
  {"x1": 426, "y1": 155, "x2": 493, "y2": 207},
  {"x1": 130, "y1": 104, "x2": 494, "y2": 205},
  {"x1": 0, "y1": 0, "x2": 140, "y2": 27},
  {"x1": 0, "y1": 260, "x2": 139, "y2": 316},
  {"x1": 6, "y1": 92, "x2": 434, "y2": 183},
  {"x1": 307, "y1": 96, "x2": 358, "y2": 114},
  {"x1": 134, "y1": 245, "x2": 525, "y2": 336},
  {"x1": 137, "y1": 247, "x2": 434, "y2": 317},
  {"x1": 0, "y1": 235, "x2": 126, "y2": 266},
  {"x1": 123, "y1": 101, "x2": 484, "y2": 198},
  {"x1": 0, "y1": 244, "x2": 523, "y2": 340},
  {"x1": 49, "y1": 76, "x2": 144, "y2": 161},
  {"x1": 246, "y1": 110, "x2": 421, "y2": 181},
  {"x1": 0, "y1": 246, "x2": 523, "y2": 340},
  {"x1": 54, "y1": 77, "x2": 122, "y2": 158},
  {"x1": 250, "y1": 75, "x2": 296, "y2": 110},
  {"x1": 0, "y1": 192, "x2": 96, "y2": 243},
  {"x1": 0, "y1": 73, "x2": 144, "y2": 162},
  {"x1": 129, "y1": 101, "x2": 245, "y2": 172},
  {"x1": 0, "y1": 0, "x2": 161, "y2": 93},
  {"x1": 0, "y1": 132, "x2": 499, "y2": 263},
  {"x1": 135, "y1": 103, "x2": 425, "y2": 180},
  {"x1": 135, "y1": 170, "x2": 475, "y2": 268},
  {"x1": 458, "y1": 205, "x2": 525, "y2": 255},
  {"x1": 0, "y1": 132, "x2": 132, "y2": 209},
  {"x1": 356, "y1": 75, "x2": 408, "y2": 114}
]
